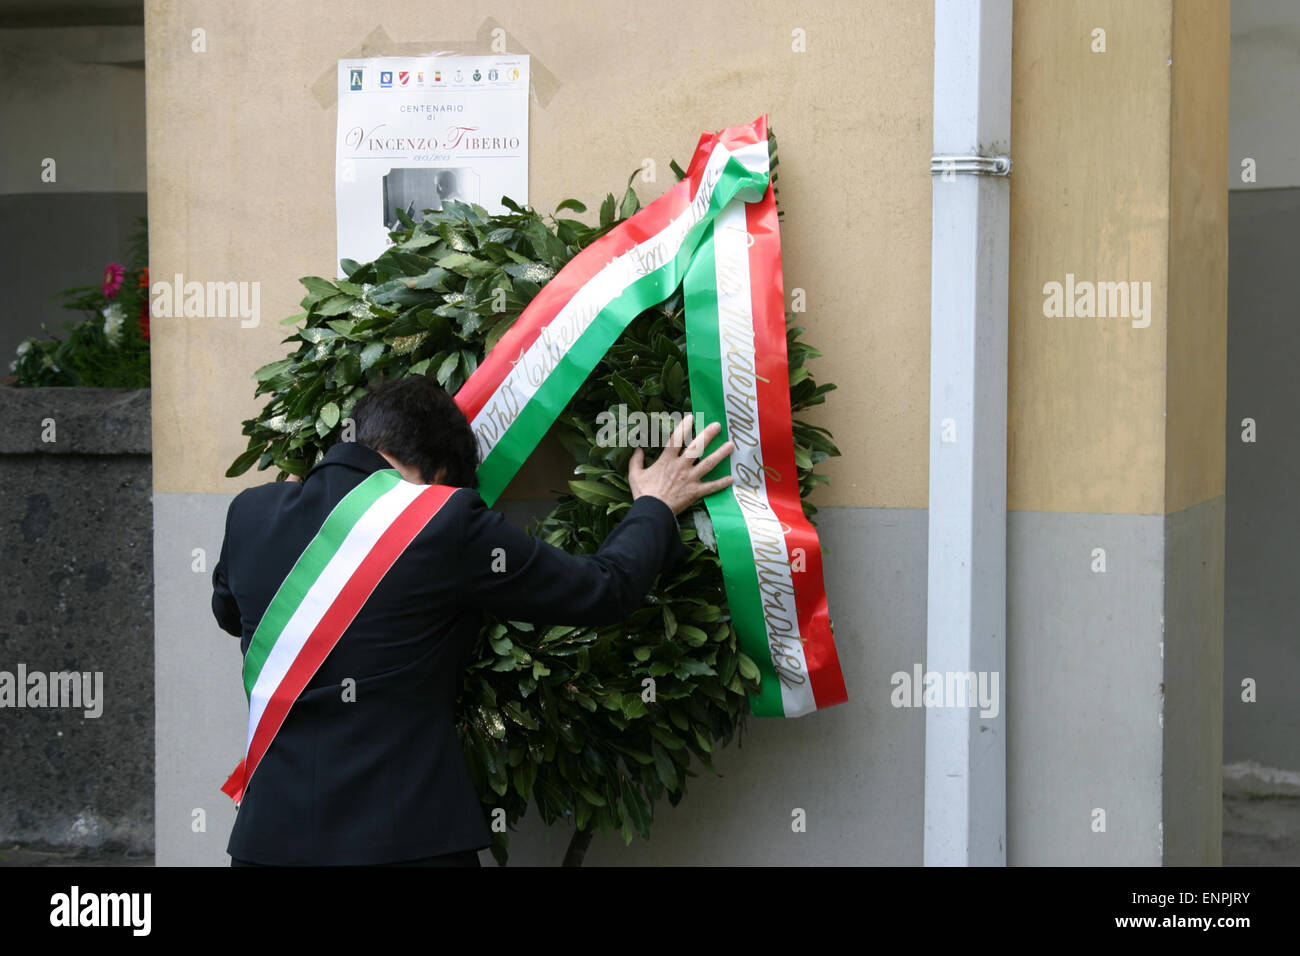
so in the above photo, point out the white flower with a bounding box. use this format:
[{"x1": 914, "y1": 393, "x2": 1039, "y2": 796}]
[
  {"x1": 15, "y1": 338, "x2": 33, "y2": 358},
  {"x1": 101, "y1": 302, "x2": 126, "y2": 344}
]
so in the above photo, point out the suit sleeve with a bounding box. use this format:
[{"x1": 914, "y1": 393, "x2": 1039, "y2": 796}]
[
  {"x1": 211, "y1": 494, "x2": 243, "y2": 637},
  {"x1": 457, "y1": 488, "x2": 686, "y2": 626}
]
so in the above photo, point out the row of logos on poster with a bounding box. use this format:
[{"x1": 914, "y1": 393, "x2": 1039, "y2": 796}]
[{"x1": 348, "y1": 64, "x2": 523, "y2": 91}]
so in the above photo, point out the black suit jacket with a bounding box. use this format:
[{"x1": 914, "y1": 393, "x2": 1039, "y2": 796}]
[{"x1": 211, "y1": 441, "x2": 685, "y2": 865}]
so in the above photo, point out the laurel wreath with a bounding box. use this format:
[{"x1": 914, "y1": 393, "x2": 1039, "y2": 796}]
[{"x1": 229, "y1": 132, "x2": 839, "y2": 864}]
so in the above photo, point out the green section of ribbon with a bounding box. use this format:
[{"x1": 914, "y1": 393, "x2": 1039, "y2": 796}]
[
  {"x1": 475, "y1": 152, "x2": 769, "y2": 505},
  {"x1": 241, "y1": 469, "x2": 402, "y2": 698},
  {"x1": 682, "y1": 224, "x2": 786, "y2": 718}
]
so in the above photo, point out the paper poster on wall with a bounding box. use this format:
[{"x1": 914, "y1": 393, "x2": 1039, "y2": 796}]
[{"x1": 335, "y1": 54, "x2": 529, "y2": 272}]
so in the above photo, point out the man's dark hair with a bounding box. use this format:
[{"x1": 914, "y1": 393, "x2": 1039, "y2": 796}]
[{"x1": 351, "y1": 375, "x2": 480, "y2": 488}]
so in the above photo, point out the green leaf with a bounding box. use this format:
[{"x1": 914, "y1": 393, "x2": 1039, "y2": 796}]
[
  {"x1": 437, "y1": 252, "x2": 496, "y2": 277},
  {"x1": 319, "y1": 402, "x2": 340, "y2": 429},
  {"x1": 662, "y1": 359, "x2": 685, "y2": 398},
  {"x1": 253, "y1": 358, "x2": 293, "y2": 382},
  {"x1": 677, "y1": 624, "x2": 709, "y2": 647},
  {"x1": 652, "y1": 742, "x2": 678, "y2": 791},
  {"x1": 358, "y1": 341, "x2": 386, "y2": 371},
  {"x1": 226, "y1": 445, "x2": 264, "y2": 478},
  {"x1": 692, "y1": 604, "x2": 722, "y2": 623},
  {"x1": 661, "y1": 605, "x2": 678, "y2": 640},
  {"x1": 299, "y1": 276, "x2": 339, "y2": 301},
  {"x1": 609, "y1": 373, "x2": 641, "y2": 413},
  {"x1": 648, "y1": 724, "x2": 685, "y2": 750},
  {"x1": 676, "y1": 658, "x2": 716, "y2": 678},
  {"x1": 555, "y1": 198, "x2": 587, "y2": 214},
  {"x1": 400, "y1": 232, "x2": 441, "y2": 251},
  {"x1": 599, "y1": 193, "x2": 617, "y2": 227},
  {"x1": 316, "y1": 294, "x2": 357, "y2": 317},
  {"x1": 435, "y1": 351, "x2": 460, "y2": 387},
  {"x1": 502, "y1": 261, "x2": 554, "y2": 284},
  {"x1": 619, "y1": 184, "x2": 640, "y2": 219},
  {"x1": 540, "y1": 625, "x2": 577, "y2": 645},
  {"x1": 412, "y1": 267, "x2": 451, "y2": 290},
  {"x1": 502, "y1": 701, "x2": 539, "y2": 730},
  {"x1": 737, "y1": 653, "x2": 760, "y2": 681},
  {"x1": 621, "y1": 777, "x2": 651, "y2": 837},
  {"x1": 567, "y1": 479, "x2": 626, "y2": 507}
]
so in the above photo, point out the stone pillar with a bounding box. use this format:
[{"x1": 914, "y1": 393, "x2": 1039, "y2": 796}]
[
  {"x1": 1006, "y1": 0, "x2": 1228, "y2": 864},
  {"x1": 0, "y1": 387, "x2": 153, "y2": 854}
]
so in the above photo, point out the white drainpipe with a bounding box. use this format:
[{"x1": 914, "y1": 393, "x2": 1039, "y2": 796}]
[{"x1": 924, "y1": 0, "x2": 1013, "y2": 866}]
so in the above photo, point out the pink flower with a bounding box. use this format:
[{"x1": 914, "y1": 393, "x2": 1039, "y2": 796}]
[{"x1": 102, "y1": 263, "x2": 125, "y2": 298}]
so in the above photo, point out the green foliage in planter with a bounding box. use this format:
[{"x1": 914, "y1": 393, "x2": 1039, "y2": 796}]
[
  {"x1": 8, "y1": 218, "x2": 150, "y2": 388},
  {"x1": 229, "y1": 135, "x2": 840, "y2": 863}
]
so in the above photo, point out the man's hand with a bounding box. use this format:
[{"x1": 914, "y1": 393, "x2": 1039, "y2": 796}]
[{"x1": 628, "y1": 414, "x2": 735, "y2": 516}]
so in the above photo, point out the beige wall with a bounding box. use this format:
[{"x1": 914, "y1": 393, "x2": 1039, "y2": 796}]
[
  {"x1": 145, "y1": 0, "x2": 935, "y2": 508},
  {"x1": 1007, "y1": 0, "x2": 1227, "y2": 517},
  {"x1": 1008, "y1": 0, "x2": 1173, "y2": 516},
  {"x1": 146, "y1": 0, "x2": 1227, "y2": 512}
]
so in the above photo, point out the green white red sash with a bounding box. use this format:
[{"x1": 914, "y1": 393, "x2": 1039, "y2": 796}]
[
  {"x1": 221, "y1": 471, "x2": 457, "y2": 803},
  {"x1": 454, "y1": 115, "x2": 847, "y2": 717}
]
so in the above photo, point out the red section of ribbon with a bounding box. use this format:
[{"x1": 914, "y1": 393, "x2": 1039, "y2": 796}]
[
  {"x1": 220, "y1": 759, "x2": 246, "y2": 802},
  {"x1": 222, "y1": 484, "x2": 458, "y2": 804},
  {"x1": 744, "y1": 164, "x2": 849, "y2": 711}
]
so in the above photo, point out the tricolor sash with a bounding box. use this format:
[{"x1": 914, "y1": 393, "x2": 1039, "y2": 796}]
[
  {"x1": 454, "y1": 115, "x2": 848, "y2": 717},
  {"x1": 222, "y1": 470, "x2": 457, "y2": 804}
]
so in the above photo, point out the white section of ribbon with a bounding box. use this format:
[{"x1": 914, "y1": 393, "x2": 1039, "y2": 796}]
[
  {"x1": 468, "y1": 139, "x2": 770, "y2": 463},
  {"x1": 244, "y1": 479, "x2": 427, "y2": 756},
  {"x1": 711, "y1": 201, "x2": 817, "y2": 719}
]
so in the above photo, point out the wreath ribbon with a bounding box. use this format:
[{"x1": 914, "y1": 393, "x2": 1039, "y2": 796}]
[{"x1": 454, "y1": 115, "x2": 847, "y2": 716}]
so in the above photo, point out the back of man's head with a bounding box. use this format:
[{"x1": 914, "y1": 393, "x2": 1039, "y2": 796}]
[{"x1": 350, "y1": 375, "x2": 479, "y2": 488}]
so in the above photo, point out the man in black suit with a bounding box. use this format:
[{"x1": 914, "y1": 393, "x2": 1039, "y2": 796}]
[{"x1": 211, "y1": 376, "x2": 734, "y2": 866}]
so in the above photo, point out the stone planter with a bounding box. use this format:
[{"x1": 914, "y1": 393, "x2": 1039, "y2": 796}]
[{"x1": 0, "y1": 387, "x2": 152, "y2": 855}]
